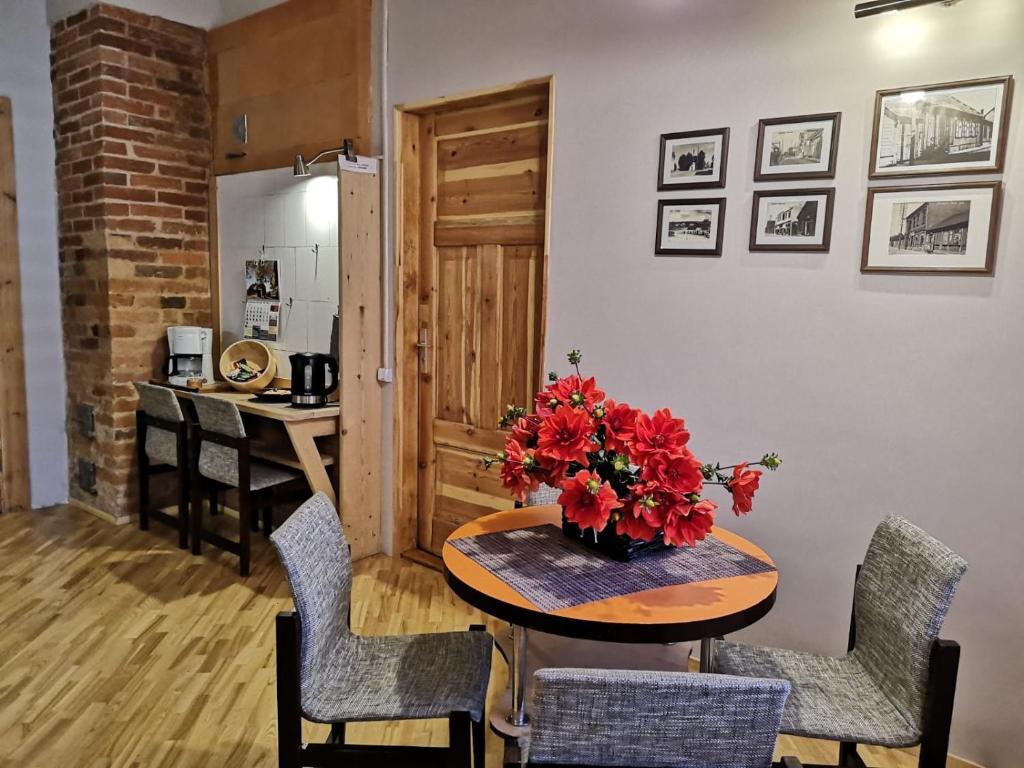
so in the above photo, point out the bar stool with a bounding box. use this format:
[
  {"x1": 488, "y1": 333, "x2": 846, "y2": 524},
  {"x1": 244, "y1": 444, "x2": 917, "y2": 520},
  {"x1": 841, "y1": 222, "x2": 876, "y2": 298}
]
[
  {"x1": 134, "y1": 382, "x2": 190, "y2": 549},
  {"x1": 190, "y1": 395, "x2": 308, "y2": 576}
]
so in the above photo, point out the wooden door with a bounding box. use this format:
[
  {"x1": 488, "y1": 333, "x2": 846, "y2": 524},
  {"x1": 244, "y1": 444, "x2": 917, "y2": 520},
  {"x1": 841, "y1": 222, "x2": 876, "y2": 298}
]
[
  {"x1": 399, "y1": 80, "x2": 552, "y2": 556},
  {"x1": 0, "y1": 98, "x2": 30, "y2": 514}
]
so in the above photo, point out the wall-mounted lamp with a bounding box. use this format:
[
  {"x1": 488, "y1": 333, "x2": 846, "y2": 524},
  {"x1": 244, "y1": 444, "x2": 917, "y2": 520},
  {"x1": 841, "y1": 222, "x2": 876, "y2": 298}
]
[
  {"x1": 293, "y1": 138, "x2": 355, "y2": 177},
  {"x1": 855, "y1": 0, "x2": 960, "y2": 18}
]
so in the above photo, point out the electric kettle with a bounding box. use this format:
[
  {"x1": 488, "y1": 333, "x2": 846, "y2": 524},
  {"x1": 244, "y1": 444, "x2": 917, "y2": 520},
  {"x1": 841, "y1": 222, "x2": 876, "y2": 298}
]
[{"x1": 289, "y1": 352, "x2": 339, "y2": 407}]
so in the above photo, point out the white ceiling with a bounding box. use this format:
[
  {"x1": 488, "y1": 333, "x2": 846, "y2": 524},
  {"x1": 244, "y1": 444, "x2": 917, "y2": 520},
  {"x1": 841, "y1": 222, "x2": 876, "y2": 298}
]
[{"x1": 45, "y1": 0, "x2": 287, "y2": 29}]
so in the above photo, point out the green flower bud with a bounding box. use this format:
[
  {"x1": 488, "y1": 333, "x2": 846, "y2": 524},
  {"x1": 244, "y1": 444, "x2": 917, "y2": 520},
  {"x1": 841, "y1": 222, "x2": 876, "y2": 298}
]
[
  {"x1": 593, "y1": 405, "x2": 605, "y2": 420},
  {"x1": 567, "y1": 349, "x2": 582, "y2": 365},
  {"x1": 613, "y1": 455, "x2": 629, "y2": 472},
  {"x1": 547, "y1": 371, "x2": 559, "y2": 382}
]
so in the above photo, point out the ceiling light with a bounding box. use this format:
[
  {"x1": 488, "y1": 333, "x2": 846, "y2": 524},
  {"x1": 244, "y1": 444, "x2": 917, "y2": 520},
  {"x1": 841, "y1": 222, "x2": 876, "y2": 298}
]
[{"x1": 855, "y1": 0, "x2": 960, "y2": 18}]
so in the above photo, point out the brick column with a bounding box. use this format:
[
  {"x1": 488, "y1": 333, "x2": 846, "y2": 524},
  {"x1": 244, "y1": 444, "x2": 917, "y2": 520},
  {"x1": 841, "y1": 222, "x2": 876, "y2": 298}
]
[{"x1": 51, "y1": 4, "x2": 212, "y2": 517}]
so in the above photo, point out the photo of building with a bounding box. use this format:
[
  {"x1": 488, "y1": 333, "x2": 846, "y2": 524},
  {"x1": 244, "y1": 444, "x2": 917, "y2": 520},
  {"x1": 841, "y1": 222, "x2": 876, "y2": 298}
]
[
  {"x1": 770, "y1": 128, "x2": 824, "y2": 166},
  {"x1": 764, "y1": 200, "x2": 818, "y2": 237},
  {"x1": 888, "y1": 200, "x2": 970, "y2": 254},
  {"x1": 878, "y1": 89, "x2": 997, "y2": 169}
]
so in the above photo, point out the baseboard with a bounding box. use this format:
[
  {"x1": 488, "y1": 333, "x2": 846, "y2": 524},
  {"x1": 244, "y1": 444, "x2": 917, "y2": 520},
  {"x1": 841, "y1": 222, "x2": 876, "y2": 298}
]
[
  {"x1": 69, "y1": 498, "x2": 130, "y2": 526},
  {"x1": 401, "y1": 547, "x2": 443, "y2": 572},
  {"x1": 947, "y1": 754, "x2": 985, "y2": 768}
]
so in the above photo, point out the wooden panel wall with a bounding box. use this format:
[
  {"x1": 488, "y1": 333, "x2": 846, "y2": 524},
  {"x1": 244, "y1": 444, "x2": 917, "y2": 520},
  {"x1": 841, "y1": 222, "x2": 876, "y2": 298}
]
[
  {"x1": 338, "y1": 167, "x2": 382, "y2": 559},
  {"x1": 208, "y1": 0, "x2": 371, "y2": 175},
  {"x1": 0, "y1": 98, "x2": 30, "y2": 513}
]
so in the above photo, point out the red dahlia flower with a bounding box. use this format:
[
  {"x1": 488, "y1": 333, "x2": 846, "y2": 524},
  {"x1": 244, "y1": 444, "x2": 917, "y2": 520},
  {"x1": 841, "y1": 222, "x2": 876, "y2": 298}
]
[
  {"x1": 511, "y1": 416, "x2": 541, "y2": 448},
  {"x1": 728, "y1": 463, "x2": 762, "y2": 516},
  {"x1": 499, "y1": 440, "x2": 540, "y2": 502},
  {"x1": 641, "y1": 451, "x2": 704, "y2": 495},
  {"x1": 601, "y1": 399, "x2": 638, "y2": 454},
  {"x1": 630, "y1": 408, "x2": 690, "y2": 461},
  {"x1": 536, "y1": 405, "x2": 597, "y2": 465},
  {"x1": 549, "y1": 375, "x2": 606, "y2": 410},
  {"x1": 616, "y1": 503, "x2": 659, "y2": 541},
  {"x1": 558, "y1": 470, "x2": 622, "y2": 532},
  {"x1": 663, "y1": 499, "x2": 717, "y2": 547}
]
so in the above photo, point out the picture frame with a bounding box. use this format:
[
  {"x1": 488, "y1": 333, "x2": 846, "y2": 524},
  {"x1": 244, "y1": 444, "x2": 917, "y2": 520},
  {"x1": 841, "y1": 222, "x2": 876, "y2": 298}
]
[
  {"x1": 868, "y1": 75, "x2": 1013, "y2": 179},
  {"x1": 749, "y1": 188, "x2": 835, "y2": 252},
  {"x1": 655, "y1": 198, "x2": 726, "y2": 257},
  {"x1": 861, "y1": 182, "x2": 1001, "y2": 275},
  {"x1": 754, "y1": 112, "x2": 841, "y2": 181},
  {"x1": 657, "y1": 128, "x2": 730, "y2": 190}
]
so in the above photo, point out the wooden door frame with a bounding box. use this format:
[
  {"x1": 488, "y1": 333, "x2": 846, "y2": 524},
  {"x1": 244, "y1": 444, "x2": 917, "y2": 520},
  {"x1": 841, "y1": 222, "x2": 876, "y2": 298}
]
[
  {"x1": 0, "y1": 97, "x2": 31, "y2": 513},
  {"x1": 391, "y1": 76, "x2": 555, "y2": 556}
]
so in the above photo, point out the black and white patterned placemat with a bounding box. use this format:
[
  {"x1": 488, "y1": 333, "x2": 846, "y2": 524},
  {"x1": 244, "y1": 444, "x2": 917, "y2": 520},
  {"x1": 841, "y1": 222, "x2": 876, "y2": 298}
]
[{"x1": 450, "y1": 524, "x2": 775, "y2": 613}]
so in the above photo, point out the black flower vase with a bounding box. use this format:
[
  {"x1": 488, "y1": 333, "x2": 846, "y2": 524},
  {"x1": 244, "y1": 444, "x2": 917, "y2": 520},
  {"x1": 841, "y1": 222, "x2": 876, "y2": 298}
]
[{"x1": 561, "y1": 510, "x2": 667, "y2": 562}]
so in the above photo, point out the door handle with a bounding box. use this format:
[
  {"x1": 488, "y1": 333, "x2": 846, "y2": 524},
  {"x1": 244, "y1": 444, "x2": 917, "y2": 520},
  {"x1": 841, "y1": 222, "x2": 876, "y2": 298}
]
[{"x1": 417, "y1": 328, "x2": 431, "y2": 370}]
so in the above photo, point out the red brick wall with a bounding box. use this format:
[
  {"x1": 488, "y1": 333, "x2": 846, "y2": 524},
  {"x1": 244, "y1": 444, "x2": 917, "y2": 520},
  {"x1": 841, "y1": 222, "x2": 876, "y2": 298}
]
[{"x1": 51, "y1": 4, "x2": 212, "y2": 516}]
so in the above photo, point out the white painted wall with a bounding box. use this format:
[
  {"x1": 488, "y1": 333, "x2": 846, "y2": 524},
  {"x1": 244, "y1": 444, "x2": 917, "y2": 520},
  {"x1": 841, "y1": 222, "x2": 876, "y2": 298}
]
[
  {"x1": 217, "y1": 165, "x2": 340, "y2": 375},
  {"x1": 0, "y1": 0, "x2": 69, "y2": 508},
  {"x1": 384, "y1": 0, "x2": 1024, "y2": 765}
]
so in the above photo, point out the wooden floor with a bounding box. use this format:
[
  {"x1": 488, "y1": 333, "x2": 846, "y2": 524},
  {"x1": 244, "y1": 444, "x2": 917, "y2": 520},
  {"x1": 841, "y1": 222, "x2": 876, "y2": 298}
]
[{"x1": 0, "y1": 505, "x2": 929, "y2": 768}]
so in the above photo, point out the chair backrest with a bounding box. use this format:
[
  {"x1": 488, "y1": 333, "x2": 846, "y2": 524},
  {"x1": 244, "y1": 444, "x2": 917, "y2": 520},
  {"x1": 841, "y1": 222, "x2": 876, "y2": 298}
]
[
  {"x1": 192, "y1": 395, "x2": 247, "y2": 486},
  {"x1": 270, "y1": 493, "x2": 352, "y2": 705},
  {"x1": 527, "y1": 668, "x2": 790, "y2": 767},
  {"x1": 851, "y1": 515, "x2": 967, "y2": 733},
  {"x1": 527, "y1": 483, "x2": 561, "y2": 506},
  {"x1": 134, "y1": 382, "x2": 185, "y2": 465}
]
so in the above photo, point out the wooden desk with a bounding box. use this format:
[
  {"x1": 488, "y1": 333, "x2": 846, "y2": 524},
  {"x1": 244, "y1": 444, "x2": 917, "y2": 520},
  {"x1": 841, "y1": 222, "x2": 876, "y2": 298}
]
[{"x1": 161, "y1": 386, "x2": 340, "y2": 507}]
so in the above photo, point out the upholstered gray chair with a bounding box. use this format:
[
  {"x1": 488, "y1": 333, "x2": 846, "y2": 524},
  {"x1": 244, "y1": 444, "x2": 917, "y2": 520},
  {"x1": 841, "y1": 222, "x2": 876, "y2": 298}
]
[
  {"x1": 134, "y1": 382, "x2": 190, "y2": 549},
  {"x1": 526, "y1": 483, "x2": 561, "y2": 506},
  {"x1": 271, "y1": 492, "x2": 493, "y2": 768},
  {"x1": 715, "y1": 515, "x2": 967, "y2": 768},
  {"x1": 190, "y1": 395, "x2": 306, "y2": 576},
  {"x1": 510, "y1": 668, "x2": 795, "y2": 767}
]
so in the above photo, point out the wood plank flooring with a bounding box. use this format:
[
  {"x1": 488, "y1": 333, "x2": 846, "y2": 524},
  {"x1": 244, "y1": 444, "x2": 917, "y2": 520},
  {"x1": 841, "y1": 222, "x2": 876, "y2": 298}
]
[{"x1": 0, "y1": 505, "x2": 930, "y2": 767}]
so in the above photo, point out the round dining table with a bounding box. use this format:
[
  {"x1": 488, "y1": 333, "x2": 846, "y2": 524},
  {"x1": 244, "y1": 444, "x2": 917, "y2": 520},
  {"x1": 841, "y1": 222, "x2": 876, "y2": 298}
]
[{"x1": 442, "y1": 504, "x2": 778, "y2": 734}]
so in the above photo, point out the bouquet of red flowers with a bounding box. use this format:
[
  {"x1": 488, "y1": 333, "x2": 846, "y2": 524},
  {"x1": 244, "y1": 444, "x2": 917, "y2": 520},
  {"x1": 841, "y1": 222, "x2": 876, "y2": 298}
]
[{"x1": 485, "y1": 350, "x2": 780, "y2": 549}]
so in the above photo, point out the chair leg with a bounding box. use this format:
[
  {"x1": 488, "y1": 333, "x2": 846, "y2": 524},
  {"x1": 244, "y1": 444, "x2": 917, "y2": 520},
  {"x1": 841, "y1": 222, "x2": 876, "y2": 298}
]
[
  {"x1": 329, "y1": 722, "x2": 345, "y2": 744},
  {"x1": 839, "y1": 742, "x2": 866, "y2": 768},
  {"x1": 138, "y1": 469, "x2": 150, "y2": 531},
  {"x1": 176, "y1": 465, "x2": 189, "y2": 550},
  {"x1": 250, "y1": 506, "x2": 261, "y2": 533},
  {"x1": 209, "y1": 490, "x2": 219, "y2": 516},
  {"x1": 190, "y1": 478, "x2": 203, "y2": 556},
  {"x1": 239, "y1": 489, "x2": 252, "y2": 577},
  {"x1": 262, "y1": 505, "x2": 273, "y2": 538},
  {"x1": 448, "y1": 711, "x2": 472, "y2": 768},
  {"x1": 918, "y1": 639, "x2": 960, "y2": 768},
  {"x1": 471, "y1": 714, "x2": 484, "y2": 768},
  {"x1": 276, "y1": 612, "x2": 303, "y2": 768}
]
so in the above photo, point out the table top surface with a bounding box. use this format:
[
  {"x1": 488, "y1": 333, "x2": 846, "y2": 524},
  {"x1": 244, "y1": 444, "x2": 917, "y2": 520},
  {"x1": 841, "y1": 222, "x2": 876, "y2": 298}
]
[
  {"x1": 156, "y1": 383, "x2": 340, "y2": 422},
  {"x1": 442, "y1": 505, "x2": 778, "y2": 643}
]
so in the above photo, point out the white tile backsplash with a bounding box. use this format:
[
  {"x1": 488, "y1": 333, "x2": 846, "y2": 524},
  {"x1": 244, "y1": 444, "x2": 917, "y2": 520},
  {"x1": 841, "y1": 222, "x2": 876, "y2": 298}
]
[
  {"x1": 316, "y1": 246, "x2": 339, "y2": 304},
  {"x1": 307, "y1": 301, "x2": 336, "y2": 355},
  {"x1": 264, "y1": 195, "x2": 286, "y2": 247},
  {"x1": 218, "y1": 167, "x2": 340, "y2": 365},
  {"x1": 294, "y1": 246, "x2": 317, "y2": 298},
  {"x1": 283, "y1": 192, "x2": 307, "y2": 246},
  {"x1": 282, "y1": 298, "x2": 309, "y2": 352}
]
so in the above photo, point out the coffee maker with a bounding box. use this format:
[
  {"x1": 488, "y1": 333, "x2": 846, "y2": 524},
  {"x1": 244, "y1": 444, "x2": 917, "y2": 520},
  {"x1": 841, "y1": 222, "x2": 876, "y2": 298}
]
[
  {"x1": 289, "y1": 352, "x2": 339, "y2": 407},
  {"x1": 166, "y1": 326, "x2": 214, "y2": 387}
]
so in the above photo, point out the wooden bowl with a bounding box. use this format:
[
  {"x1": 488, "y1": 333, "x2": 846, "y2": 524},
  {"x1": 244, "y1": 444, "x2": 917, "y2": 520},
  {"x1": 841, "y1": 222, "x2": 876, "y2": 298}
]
[{"x1": 219, "y1": 340, "x2": 277, "y2": 392}]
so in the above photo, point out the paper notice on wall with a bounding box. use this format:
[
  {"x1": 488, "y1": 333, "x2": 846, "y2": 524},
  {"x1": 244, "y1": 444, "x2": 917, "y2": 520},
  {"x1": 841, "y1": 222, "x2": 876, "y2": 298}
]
[
  {"x1": 338, "y1": 154, "x2": 378, "y2": 175},
  {"x1": 243, "y1": 299, "x2": 280, "y2": 343}
]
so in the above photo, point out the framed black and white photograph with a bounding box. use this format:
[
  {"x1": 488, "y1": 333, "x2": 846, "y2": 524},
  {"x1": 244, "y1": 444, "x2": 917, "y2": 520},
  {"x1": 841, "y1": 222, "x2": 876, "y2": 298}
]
[
  {"x1": 869, "y1": 76, "x2": 1013, "y2": 178},
  {"x1": 658, "y1": 128, "x2": 730, "y2": 190},
  {"x1": 749, "y1": 188, "x2": 835, "y2": 252},
  {"x1": 754, "y1": 113, "x2": 841, "y2": 181},
  {"x1": 655, "y1": 198, "x2": 726, "y2": 256},
  {"x1": 861, "y1": 182, "x2": 1001, "y2": 274}
]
